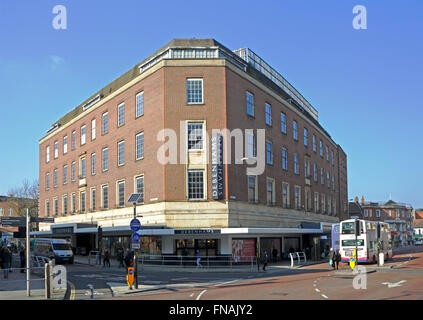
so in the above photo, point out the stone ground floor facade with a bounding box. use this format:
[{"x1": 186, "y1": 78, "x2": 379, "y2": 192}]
[{"x1": 31, "y1": 201, "x2": 338, "y2": 261}]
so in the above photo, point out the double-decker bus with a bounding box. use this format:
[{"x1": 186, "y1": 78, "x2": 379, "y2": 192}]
[
  {"x1": 331, "y1": 223, "x2": 340, "y2": 251},
  {"x1": 339, "y1": 219, "x2": 393, "y2": 264}
]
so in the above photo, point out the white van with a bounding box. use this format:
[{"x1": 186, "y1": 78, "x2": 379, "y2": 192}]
[{"x1": 33, "y1": 238, "x2": 74, "y2": 264}]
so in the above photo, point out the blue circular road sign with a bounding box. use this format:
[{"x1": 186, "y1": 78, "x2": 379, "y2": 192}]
[
  {"x1": 132, "y1": 233, "x2": 140, "y2": 243},
  {"x1": 130, "y1": 219, "x2": 141, "y2": 232}
]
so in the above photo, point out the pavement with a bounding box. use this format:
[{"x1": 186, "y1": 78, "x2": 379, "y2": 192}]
[{"x1": 0, "y1": 254, "x2": 66, "y2": 300}]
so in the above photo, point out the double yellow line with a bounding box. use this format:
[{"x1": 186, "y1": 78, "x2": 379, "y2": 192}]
[{"x1": 67, "y1": 281, "x2": 76, "y2": 300}]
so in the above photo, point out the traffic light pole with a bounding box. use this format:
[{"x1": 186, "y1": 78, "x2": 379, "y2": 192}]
[
  {"x1": 26, "y1": 208, "x2": 30, "y2": 297},
  {"x1": 133, "y1": 202, "x2": 138, "y2": 290}
]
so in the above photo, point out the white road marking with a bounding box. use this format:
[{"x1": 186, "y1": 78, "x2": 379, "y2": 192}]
[
  {"x1": 171, "y1": 278, "x2": 189, "y2": 281},
  {"x1": 190, "y1": 293, "x2": 194, "y2": 297},
  {"x1": 214, "y1": 279, "x2": 239, "y2": 287},
  {"x1": 321, "y1": 294, "x2": 328, "y2": 299},
  {"x1": 382, "y1": 280, "x2": 407, "y2": 288},
  {"x1": 315, "y1": 288, "x2": 320, "y2": 292},
  {"x1": 196, "y1": 290, "x2": 207, "y2": 300}
]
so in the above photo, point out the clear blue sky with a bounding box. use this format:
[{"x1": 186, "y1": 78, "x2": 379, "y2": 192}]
[{"x1": 0, "y1": 1, "x2": 422, "y2": 208}]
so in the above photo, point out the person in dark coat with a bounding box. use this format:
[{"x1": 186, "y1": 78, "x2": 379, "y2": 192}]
[
  {"x1": 272, "y1": 248, "x2": 278, "y2": 262},
  {"x1": 334, "y1": 249, "x2": 341, "y2": 270},
  {"x1": 103, "y1": 250, "x2": 110, "y2": 267},
  {"x1": 124, "y1": 249, "x2": 132, "y2": 268},
  {"x1": 3, "y1": 247, "x2": 12, "y2": 279},
  {"x1": 262, "y1": 251, "x2": 269, "y2": 271},
  {"x1": 117, "y1": 248, "x2": 124, "y2": 268},
  {"x1": 19, "y1": 247, "x2": 26, "y2": 273},
  {"x1": 329, "y1": 248, "x2": 336, "y2": 270}
]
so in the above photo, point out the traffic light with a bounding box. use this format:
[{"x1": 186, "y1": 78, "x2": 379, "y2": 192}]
[{"x1": 354, "y1": 220, "x2": 361, "y2": 237}]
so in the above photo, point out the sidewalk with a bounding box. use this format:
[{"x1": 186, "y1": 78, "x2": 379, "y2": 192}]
[{"x1": 0, "y1": 269, "x2": 66, "y2": 300}]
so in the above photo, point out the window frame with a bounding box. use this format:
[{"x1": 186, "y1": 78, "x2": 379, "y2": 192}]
[{"x1": 186, "y1": 78, "x2": 204, "y2": 105}]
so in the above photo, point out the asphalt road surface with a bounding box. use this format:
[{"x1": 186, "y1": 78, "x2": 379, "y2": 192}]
[{"x1": 64, "y1": 248, "x2": 423, "y2": 300}]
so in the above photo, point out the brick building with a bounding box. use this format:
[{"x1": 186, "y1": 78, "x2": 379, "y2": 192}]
[
  {"x1": 0, "y1": 196, "x2": 20, "y2": 218},
  {"x1": 414, "y1": 209, "x2": 423, "y2": 238},
  {"x1": 34, "y1": 39, "x2": 348, "y2": 260},
  {"x1": 352, "y1": 197, "x2": 414, "y2": 247}
]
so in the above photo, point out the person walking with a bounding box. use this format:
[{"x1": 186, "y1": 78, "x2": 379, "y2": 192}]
[
  {"x1": 19, "y1": 247, "x2": 25, "y2": 273},
  {"x1": 272, "y1": 248, "x2": 278, "y2": 262},
  {"x1": 103, "y1": 250, "x2": 110, "y2": 268},
  {"x1": 117, "y1": 247, "x2": 124, "y2": 268},
  {"x1": 262, "y1": 250, "x2": 269, "y2": 271},
  {"x1": 124, "y1": 249, "x2": 132, "y2": 268},
  {"x1": 2, "y1": 247, "x2": 12, "y2": 279},
  {"x1": 329, "y1": 247, "x2": 336, "y2": 270},
  {"x1": 334, "y1": 249, "x2": 341, "y2": 270},
  {"x1": 196, "y1": 251, "x2": 202, "y2": 268}
]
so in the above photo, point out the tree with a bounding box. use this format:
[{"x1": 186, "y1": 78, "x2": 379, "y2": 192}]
[{"x1": 7, "y1": 179, "x2": 39, "y2": 231}]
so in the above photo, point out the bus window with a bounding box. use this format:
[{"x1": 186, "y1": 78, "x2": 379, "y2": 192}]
[
  {"x1": 342, "y1": 222, "x2": 355, "y2": 234},
  {"x1": 341, "y1": 239, "x2": 365, "y2": 247}
]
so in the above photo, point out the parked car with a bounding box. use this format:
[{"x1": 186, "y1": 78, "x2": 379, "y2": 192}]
[{"x1": 414, "y1": 239, "x2": 422, "y2": 246}]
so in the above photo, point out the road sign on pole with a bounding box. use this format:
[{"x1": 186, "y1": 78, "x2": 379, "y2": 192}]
[
  {"x1": 132, "y1": 233, "x2": 140, "y2": 243},
  {"x1": 130, "y1": 219, "x2": 141, "y2": 232},
  {"x1": 0, "y1": 217, "x2": 26, "y2": 227}
]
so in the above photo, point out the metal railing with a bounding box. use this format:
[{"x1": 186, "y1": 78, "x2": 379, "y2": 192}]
[
  {"x1": 289, "y1": 251, "x2": 307, "y2": 267},
  {"x1": 138, "y1": 255, "x2": 257, "y2": 271},
  {"x1": 88, "y1": 251, "x2": 100, "y2": 265}
]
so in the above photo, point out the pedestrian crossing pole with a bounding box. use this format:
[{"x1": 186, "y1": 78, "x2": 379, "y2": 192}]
[{"x1": 26, "y1": 208, "x2": 30, "y2": 297}]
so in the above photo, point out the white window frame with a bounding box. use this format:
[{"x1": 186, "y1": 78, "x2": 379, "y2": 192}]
[
  {"x1": 136, "y1": 132, "x2": 144, "y2": 160},
  {"x1": 118, "y1": 140, "x2": 125, "y2": 166},
  {"x1": 187, "y1": 170, "x2": 205, "y2": 200},
  {"x1": 136, "y1": 92, "x2": 144, "y2": 117},
  {"x1": 63, "y1": 136, "x2": 68, "y2": 154},
  {"x1": 54, "y1": 141, "x2": 58, "y2": 159},
  {"x1": 118, "y1": 103, "x2": 125, "y2": 127},
  {"x1": 81, "y1": 125, "x2": 86, "y2": 145},
  {"x1": 186, "y1": 78, "x2": 204, "y2": 104},
  {"x1": 91, "y1": 119, "x2": 96, "y2": 140}
]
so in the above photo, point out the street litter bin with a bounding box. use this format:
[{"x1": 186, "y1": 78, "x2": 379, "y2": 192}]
[{"x1": 378, "y1": 252, "x2": 384, "y2": 266}]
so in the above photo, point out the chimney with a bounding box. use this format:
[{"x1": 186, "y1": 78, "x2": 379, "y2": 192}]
[
  {"x1": 361, "y1": 196, "x2": 365, "y2": 205},
  {"x1": 354, "y1": 196, "x2": 359, "y2": 203}
]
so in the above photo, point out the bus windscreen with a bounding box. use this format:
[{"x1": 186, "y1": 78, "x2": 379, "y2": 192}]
[
  {"x1": 342, "y1": 222, "x2": 355, "y2": 234},
  {"x1": 341, "y1": 239, "x2": 364, "y2": 246}
]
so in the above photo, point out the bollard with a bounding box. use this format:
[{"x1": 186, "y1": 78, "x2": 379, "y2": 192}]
[
  {"x1": 45, "y1": 262, "x2": 50, "y2": 299},
  {"x1": 49, "y1": 261, "x2": 54, "y2": 298}
]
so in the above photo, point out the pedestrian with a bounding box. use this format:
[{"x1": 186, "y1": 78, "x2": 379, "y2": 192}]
[
  {"x1": 329, "y1": 247, "x2": 336, "y2": 270},
  {"x1": 196, "y1": 250, "x2": 202, "y2": 268},
  {"x1": 0, "y1": 245, "x2": 4, "y2": 269},
  {"x1": 19, "y1": 247, "x2": 25, "y2": 273},
  {"x1": 334, "y1": 249, "x2": 341, "y2": 270},
  {"x1": 3, "y1": 247, "x2": 12, "y2": 279},
  {"x1": 262, "y1": 250, "x2": 269, "y2": 271},
  {"x1": 103, "y1": 250, "x2": 110, "y2": 268},
  {"x1": 117, "y1": 247, "x2": 124, "y2": 268},
  {"x1": 272, "y1": 248, "x2": 278, "y2": 262},
  {"x1": 124, "y1": 249, "x2": 131, "y2": 268}
]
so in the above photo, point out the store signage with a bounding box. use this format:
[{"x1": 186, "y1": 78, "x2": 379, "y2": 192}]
[
  {"x1": 211, "y1": 133, "x2": 224, "y2": 200},
  {"x1": 52, "y1": 227, "x2": 73, "y2": 234},
  {"x1": 175, "y1": 229, "x2": 221, "y2": 235}
]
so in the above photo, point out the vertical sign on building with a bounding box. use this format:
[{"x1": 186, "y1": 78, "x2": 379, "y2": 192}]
[{"x1": 211, "y1": 133, "x2": 224, "y2": 200}]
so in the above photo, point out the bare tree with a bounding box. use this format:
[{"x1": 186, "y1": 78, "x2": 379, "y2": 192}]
[{"x1": 7, "y1": 179, "x2": 39, "y2": 218}]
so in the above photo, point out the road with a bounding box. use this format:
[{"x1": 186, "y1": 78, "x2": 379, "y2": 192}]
[
  {"x1": 111, "y1": 249, "x2": 423, "y2": 300},
  {"x1": 64, "y1": 247, "x2": 423, "y2": 300}
]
